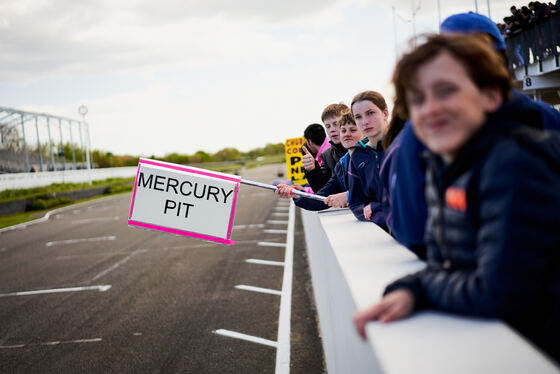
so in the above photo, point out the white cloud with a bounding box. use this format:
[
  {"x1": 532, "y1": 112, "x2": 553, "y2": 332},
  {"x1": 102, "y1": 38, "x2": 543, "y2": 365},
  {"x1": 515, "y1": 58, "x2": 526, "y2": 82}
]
[{"x1": 2, "y1": 0, "x2": 517, "y2": 157}]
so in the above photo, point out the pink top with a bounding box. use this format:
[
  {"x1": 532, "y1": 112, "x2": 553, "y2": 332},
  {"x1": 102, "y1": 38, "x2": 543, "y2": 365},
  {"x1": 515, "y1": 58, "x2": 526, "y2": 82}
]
[{"x1": 316, "y1": 137, "x2": 331, "y2": 165}]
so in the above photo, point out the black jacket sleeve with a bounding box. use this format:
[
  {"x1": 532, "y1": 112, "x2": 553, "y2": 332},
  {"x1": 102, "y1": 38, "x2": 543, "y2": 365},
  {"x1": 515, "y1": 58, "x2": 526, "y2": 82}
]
[
  {"x1": 295, "y1": 169, "x2": 344, "y2": 211},
  {"x1": 303, "y1": 159, "x2": 330, "y2": 193}
]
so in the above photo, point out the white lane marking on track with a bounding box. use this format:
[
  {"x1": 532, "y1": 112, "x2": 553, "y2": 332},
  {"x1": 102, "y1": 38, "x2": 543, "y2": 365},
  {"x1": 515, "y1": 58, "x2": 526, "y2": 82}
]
[
  {"x1": 276, "y1": 200, "x2": 295, "y2": 374},
  {"x1": 263, "y1": 229, "x2": 288, "y2": 234},
  {"x1": 0, "y1": 247, "x2": 6, "y2": 252},
  {"x1": 72, "y1": 210, "x2": 81, "y2": 215},
  {"x1": 0, "y1": 338, "x2": 102, "y2": 349},
  {"x1": 273, "y1": 207, "x2": 289, "y2": 211},
  {"x1": 71, "y1": 216, "x2": 120, "y2": 224},
  {"x1": 213, "y1": 329, "x2": 278, "y2": 348},
  {"x1": 267, "y1": 220, "x2": 288, "y2": 225},
  {"x1": 258, "y1": 242, "x2": 286, "y2": 248},
  {"x1": 245, "y1": 259, "x2": 285, "y2": 267},
  {"x1": 160, "y1": 244, "x2": 218, "y2": 250},
  {"x1": 89, "y1": 249, "x2": 145, "y2": 282},
  {"x1": 46, "y1": 236, "x2": 116, "y2": 247},
  {"x1": 88, "y1": 205, "x2": 109, "y2": 210},
  {"x1": 235, "y1": 285, "x2": 282, "y2": 296},
  {"x1": 56, "y1": 252, "x2": 130, "y2": 260},
  {"x1": 271, "y1": 213, "x2": 289, "y2": 217},
  {"x1": 0, "y1": 285, "x2": 111, "y2": 297},
  {"x1": 233, "y1": 224, "x2": 266, "y2": 230}
]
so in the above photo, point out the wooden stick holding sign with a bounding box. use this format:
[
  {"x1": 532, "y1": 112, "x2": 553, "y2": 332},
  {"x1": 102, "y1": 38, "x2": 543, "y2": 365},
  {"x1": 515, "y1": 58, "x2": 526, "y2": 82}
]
[{"x1": 128, "y1": 158, "x2": 325, "y2": 246}]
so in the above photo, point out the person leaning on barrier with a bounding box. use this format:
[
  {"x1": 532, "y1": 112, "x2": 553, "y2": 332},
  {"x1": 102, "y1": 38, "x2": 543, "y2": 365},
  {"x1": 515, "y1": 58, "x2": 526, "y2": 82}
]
[
  {"x1": 377, "y1": 103, "x2": 427, "y2": 259},
  {"x1": 275, "y1": 111, "x2": 364, "y2": 211},
  {"x1": 353, "y1": 33, "x2": 560, "y2": 364},
  {"x1": 346, "y1": 90, "x2": 389, "y2": 228},
  {"x1": 319, "y1": 103, "x2": 351, "y2": 181},
  {"x1": 385, "y1": 11, "x2": 560, "y2": 257}
]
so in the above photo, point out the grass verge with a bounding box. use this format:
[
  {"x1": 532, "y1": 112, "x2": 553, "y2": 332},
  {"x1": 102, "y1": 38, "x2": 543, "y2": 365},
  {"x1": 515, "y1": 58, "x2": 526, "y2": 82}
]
[
  {"x1": 0, "y1": 177, "x2": 135, "y2": 203},
  {"x1": 0, "y1": 186, "x2": 133, "y2": 230}
]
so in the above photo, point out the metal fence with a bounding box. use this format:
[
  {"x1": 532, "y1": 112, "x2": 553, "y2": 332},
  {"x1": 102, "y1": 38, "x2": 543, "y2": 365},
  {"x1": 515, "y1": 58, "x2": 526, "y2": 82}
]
[
  {"x1": 0, "y1": 106, "x2": 92, "y2": 173},
  {"x1": 505, "y1": 13, "x2": 560, "y2": 70}
]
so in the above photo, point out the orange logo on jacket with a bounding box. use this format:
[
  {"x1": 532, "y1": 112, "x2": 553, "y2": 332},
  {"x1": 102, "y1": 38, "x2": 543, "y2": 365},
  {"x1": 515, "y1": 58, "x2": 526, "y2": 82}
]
[{"x1": 445, "y1": 187, "x2": 467, "y2": 212}]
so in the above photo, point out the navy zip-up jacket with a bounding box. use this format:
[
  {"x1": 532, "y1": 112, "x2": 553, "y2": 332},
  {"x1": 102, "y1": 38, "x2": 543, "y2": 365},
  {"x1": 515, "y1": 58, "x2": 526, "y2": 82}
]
[
  {"x1": 294, "y1": 153, "x2": 350, "y2": 211},
  {"x1": 385, "y1": 97, "x2": 560, "y2": 363},
  {"x1": 347, "y1": 138, "x2": 387, "y2": 229},
  {"x1": 379, "y1": 130, "x2": 427, "y2": 260}
]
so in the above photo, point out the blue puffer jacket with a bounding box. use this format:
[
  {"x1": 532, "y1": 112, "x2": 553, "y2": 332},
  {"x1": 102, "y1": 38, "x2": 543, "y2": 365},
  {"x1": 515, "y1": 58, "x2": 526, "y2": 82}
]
[
  {"x1": 387, "y1": 91, "x2": 560, "y2": 252},
  {"x1": 347, "y1": 139, "x2": 387, "y2": 229},
  {"x1": 294, "y1": 152, "x2": 349, "y2": 211},
  {"x1": 384, "y1": 123, "x2": 427, "y2": 251},
  {"x1": 385, "y1": 97, "x2": 560, "y2": 363},
  {"x1": 379, "y1": 130, "x2": 427, "y2": 260}
]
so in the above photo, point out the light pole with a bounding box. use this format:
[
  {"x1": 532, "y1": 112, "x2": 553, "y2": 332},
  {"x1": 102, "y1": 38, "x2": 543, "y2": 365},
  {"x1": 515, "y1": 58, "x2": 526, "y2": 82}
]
[{"x1": 78, "y1": 104, "x2": 92, "y2": 184}]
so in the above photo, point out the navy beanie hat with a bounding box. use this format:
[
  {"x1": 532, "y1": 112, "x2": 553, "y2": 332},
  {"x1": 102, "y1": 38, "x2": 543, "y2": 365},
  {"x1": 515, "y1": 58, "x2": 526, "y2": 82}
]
[{"x1": 440, "y1": 12, "x2": 506, "y2": 51}]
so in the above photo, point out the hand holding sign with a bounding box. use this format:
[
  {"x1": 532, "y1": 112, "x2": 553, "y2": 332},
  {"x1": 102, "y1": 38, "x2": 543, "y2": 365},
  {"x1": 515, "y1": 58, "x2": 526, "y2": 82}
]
[
  {"x1": 325, "y1": 192, "x2": 349, "y2": 208},
  {"x1": 275, "y1": 183, "x2": 304, "y2": 199},
  {"x1": 301, "y1": 146, "x2": 316, "y2": 171}
]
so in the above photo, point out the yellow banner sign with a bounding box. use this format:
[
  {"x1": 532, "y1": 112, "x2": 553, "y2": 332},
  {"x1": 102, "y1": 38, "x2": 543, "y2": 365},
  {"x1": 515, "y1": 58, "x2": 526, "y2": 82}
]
[{"x1": 284, "y1": 137, "x2": 308, "y2": 186}]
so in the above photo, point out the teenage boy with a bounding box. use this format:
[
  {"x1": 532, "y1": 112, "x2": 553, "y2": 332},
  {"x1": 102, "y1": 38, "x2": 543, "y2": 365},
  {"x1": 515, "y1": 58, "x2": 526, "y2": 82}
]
[
  {"x1": 301, "y1": 103, "x2": 349, "y2": 192},
  {"x1": 319, "y1": 103, "x2": 351, "y2": 176}
]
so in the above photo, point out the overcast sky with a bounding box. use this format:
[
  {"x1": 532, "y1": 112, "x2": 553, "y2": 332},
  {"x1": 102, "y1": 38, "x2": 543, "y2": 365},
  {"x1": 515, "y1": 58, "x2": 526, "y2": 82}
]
[{"x1": 1, "y1": 0, "x2": 514, "y2": 157}]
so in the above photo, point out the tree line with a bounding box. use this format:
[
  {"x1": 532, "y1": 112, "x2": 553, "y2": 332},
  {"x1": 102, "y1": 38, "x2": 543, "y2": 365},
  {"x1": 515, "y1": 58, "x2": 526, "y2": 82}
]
[{"x1": 93, "y1": 143, "x2": 285, "y2": 168}]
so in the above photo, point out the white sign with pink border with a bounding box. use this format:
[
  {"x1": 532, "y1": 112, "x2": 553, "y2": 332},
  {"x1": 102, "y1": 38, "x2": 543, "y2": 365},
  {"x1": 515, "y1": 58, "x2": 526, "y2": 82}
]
[{"x1": 128, "y1": 158, "x2": 240, "y2": 245}]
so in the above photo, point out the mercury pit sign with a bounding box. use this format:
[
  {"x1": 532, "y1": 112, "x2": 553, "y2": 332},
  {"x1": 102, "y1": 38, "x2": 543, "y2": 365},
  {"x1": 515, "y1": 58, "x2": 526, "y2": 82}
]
[{"x1": 128, "y1": 158, "x2": 240, "y2": 245}]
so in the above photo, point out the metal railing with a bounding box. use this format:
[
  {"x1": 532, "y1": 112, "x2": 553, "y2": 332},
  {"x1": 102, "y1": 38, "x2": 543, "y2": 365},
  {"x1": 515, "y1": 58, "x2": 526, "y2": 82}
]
[
  {"x1": 505, "y1": 13, "x2": 560, "y2": 70},
  {"x1": 0, "y1": 106, "x2": 92, "y2": 174}
]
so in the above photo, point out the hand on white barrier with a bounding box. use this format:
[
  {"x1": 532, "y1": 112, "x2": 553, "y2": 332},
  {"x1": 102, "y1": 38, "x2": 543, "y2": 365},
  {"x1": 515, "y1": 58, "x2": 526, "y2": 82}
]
[
  {"x1": 325, "y1": 192, "x2": 348, "y2": 208},
  {"x1": 363, "y1": 204, "x2": 372, "y2": 220},
  {"x1": 353, "y1": 289, "x2": 415, "y2": 340}
]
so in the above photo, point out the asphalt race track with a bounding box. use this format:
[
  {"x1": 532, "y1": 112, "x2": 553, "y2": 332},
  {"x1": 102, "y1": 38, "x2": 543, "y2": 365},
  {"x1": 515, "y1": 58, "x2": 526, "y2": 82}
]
[{"x1": 0, "y1": 164, "x2": 324, "y2": 373}]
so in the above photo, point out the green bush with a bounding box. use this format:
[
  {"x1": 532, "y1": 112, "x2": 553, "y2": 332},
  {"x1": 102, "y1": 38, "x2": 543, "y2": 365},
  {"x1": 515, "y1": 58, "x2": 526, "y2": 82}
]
[
  {"x1": 105, "y1": 184, "x2": 133, "y2": 194},
  {"x1": 30, "y1": 196, "x2": 71, "y2": 211}
]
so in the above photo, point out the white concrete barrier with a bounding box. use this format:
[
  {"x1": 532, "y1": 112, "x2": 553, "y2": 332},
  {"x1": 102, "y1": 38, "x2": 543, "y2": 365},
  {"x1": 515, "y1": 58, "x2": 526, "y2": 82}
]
[
  {"x1": 0, "y1": 167, "x2": 137, "y2": 191},
  {"x1": 301, "y1": 208, "x2": 559, "y2": 374}
]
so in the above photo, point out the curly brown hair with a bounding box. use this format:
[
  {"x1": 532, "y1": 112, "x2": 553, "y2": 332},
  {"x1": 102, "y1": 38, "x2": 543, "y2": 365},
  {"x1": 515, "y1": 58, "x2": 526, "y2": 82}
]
[
  {"x1": 337, "y1": 110, "x2": 356, "y2": 128},
  {"x1": 392, "y1": 33, "x2": 512, "y2": 118},
  {"x1": 321, "y1": 103, "x2": 350, "y2": 123}
]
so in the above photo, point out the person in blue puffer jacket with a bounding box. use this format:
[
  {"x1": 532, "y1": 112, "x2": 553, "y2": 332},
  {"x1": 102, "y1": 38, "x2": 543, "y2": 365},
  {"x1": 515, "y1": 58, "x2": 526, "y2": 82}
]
[
  {"x1": 385, "y1": 12, "x2": 560, "y2": 254},
  {"x1": 347, "y1": 90, "x2": 388, "y2": 230},
  {"x1": 354, "y1": 33, "x2": 560, "y2": 364},
  {"x1": 275, "y1": 111, "x2": 363, "y2": 210}
]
